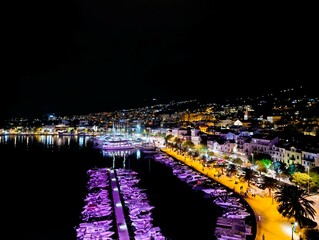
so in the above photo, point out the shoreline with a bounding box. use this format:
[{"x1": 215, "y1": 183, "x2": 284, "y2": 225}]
[{"x1": 160, "y1": 147, "x2": 302, "y2": 240}]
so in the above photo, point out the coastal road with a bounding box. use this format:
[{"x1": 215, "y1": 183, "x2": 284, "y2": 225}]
[{"x1": 162, "y1": 147, "x2": 319, "y2": 240}]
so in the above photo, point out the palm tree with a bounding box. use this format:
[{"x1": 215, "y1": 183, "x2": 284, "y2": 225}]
[
  {"x1": 217, "y1": 161, "x2": 227, "y2": 175},
  {"x1": 164, "y1": 134, "x2": 174, "y2": 147},
  {"x1": 173, "y1": 137, "x2": 182, "y2": 153},
  {"x1": 227, "y1": 164, "x2": 238, "y2": 177},
  {"x1": 181, "y1": 140, "x2": 195, "y2": 152},
  {"x1": 243, "y1": 167, "x2": 254, "y2": 186},
  {"x1": 262, "y1": 176, "x2": 277, "y2": 197},
  {"x1": 274, "y1": 184, "x2": 316, "y2": 228},
  {"x1": 262, "y1": 176, "x2": 277, "y2": 204}
]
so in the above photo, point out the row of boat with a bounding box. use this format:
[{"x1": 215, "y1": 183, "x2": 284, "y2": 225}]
[
  {"x1": 75, "y1": 167, "x2": 166, "y2": 240},
  {"x1": 146, "y1": 151, "x2": 253, "y2": 240},
  {"x1": 116, "y1": 168, "x2": 166, "y2": 240},
  {"x1": 75, "y1": 168, "x2": 116, "y2": 240}
]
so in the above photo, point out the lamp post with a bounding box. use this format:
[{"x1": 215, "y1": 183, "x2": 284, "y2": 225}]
[
  {"x1": 291, "y1": 222, "x2": 294, "y2": 240},
  {"x1": 251, "y1": 153, "x2": 254, "y2": 165},
  {"x1": 307, "y1": 166, "x2": 310, "y2": 194}
]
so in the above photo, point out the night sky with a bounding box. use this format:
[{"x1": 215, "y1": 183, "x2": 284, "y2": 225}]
[{"x1": 3, "y1": 1, "x2": 316, "y2": 119}]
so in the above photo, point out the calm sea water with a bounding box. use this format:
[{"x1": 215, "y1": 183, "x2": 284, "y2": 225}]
[{"x1": 0, "y1": 135, "x2": 239, "y2": 240}]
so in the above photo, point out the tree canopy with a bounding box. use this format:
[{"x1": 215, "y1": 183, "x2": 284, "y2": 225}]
[{"x1": 274, "y1": 185, "x2": 316, "y2": 228}]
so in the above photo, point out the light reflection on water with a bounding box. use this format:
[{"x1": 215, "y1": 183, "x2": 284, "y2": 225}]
[
  {"x1": 0, "y1": 134, "x2": 91, "y2": 148},
  {"x1": 0, "y1": 134, "x2": 223, "y2": 240}
]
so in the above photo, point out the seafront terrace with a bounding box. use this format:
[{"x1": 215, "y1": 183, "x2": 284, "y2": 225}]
[{"x1": 161, "y1": 147, "x2": 318, "y2": 240}]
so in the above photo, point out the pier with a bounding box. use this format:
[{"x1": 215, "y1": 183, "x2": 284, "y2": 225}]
[{"x1": 109, "y1": 169, "x2": 131, "y2": 240}]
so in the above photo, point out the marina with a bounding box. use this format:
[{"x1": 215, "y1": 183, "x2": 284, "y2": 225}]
[
  {"x1": 75, "y1": 166, "x2": 165, "y2": 240},
  {"x1": 1, "y1": 135, "x2": 256, "y2": 240},
  {"x1": 76, "y1": 146, "x2": 255, "y2": 240}
]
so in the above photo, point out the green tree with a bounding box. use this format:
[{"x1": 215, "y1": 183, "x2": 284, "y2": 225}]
[
  {"x1": 164, "y1": 134, "x2": 174, "y2": 146},
  {"x1": 294, "y1": 163, "x2": 305, "y2": 173},
  {"x1": 253, "y1": 153, "x2": 272, "y2": 162},
  {"x1": 232, "y1": 157, "x2": 243, "y2": 165},
  {"x1": 181, "y1": 140, "x2": 195, "y2": 151},
  {"x1": 291, "y1": 172, "x2": 311, "y2": 190},
  {"x1": 155, "y1": 132, "x2": 166, "y2": 138},
  {"x1": 195, "y1": 143, "x2": 208, "y2": 155},
  {"x1": 272, "y1": 161, "x2": 286, "y2": 173},
  {"x1": 274, "y1": 185, "x2": 316, "y2": 228},
  {"x1": 309, "y1": 172, "x2": 319, "y2": 193},
  {"x1": 222, "y1": 154, "x2": 230, "y2": 160},
  {"x1": 256, "y1": 160, "x2": 268, "y2": 175}
]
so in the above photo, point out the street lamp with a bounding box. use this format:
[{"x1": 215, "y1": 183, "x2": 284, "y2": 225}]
[
  {"x1": 291, "y1": 222, "x2": 297, "y2": 240},
  {"x1": 307, "y1": 166, "x2": 310, "y2": 194},
  {"x1": 251, "y1": 153, "x2": 254, "y2": 165},
  {"x1": 291, "y1": 222, "x2": 294, "y2": 240}
]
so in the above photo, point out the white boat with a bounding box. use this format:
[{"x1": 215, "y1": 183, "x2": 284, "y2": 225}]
[
  {"x1": 102, "y1": 139, "x2": 137, "y2": 150},
  {"x1": 93, "y1": 122, "x2": 142, "y2": 150},
  {"x1": 202, "y1": 188, "x2": 228, "y2": 196},
  {"x1": 213, "y1": 198, "x2": 242, "y2": 208},
  {"x1": 153, "y1": 153, "x2": 167, "y2": 160},
  {"x1": 223, "y1": 210, "x2": 250, "y2": 219}
]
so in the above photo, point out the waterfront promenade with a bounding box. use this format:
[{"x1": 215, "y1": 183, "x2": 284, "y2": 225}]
[{"x1": 161, "y1": 147, "x2": 318, "y2": 240}]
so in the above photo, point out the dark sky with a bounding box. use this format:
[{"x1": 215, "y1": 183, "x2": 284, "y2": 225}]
[{"x1": 3, "y1": 1, "x2": 316, "y2": 119}]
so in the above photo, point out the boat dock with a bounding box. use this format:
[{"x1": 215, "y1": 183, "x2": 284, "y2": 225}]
[
  {"x1": 109, "y1": 169, "x2": 131, "y2": 240},
  {"x1": 75, "y1": 166, "x2": 165, "y2": 240}
]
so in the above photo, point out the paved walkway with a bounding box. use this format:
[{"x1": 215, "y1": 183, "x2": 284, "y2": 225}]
[
  {"x1": 161, "y1": 148, "x2": 319, "y2": 240},
  {"x1": 109, "y1": 169, "x2": 130, "y2": 240}
]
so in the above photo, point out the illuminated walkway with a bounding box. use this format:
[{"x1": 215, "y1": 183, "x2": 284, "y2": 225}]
[
  {"x1": 109, "y1": 169, "x2": 130, "y2": 240},
  {"x1": 161, "y1": 148, "x2": 305, "y2": 240}
]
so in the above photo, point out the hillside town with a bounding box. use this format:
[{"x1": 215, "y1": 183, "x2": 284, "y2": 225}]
[{"x1": 1, "y1": 86, "x2": 318, "y2": 170}]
